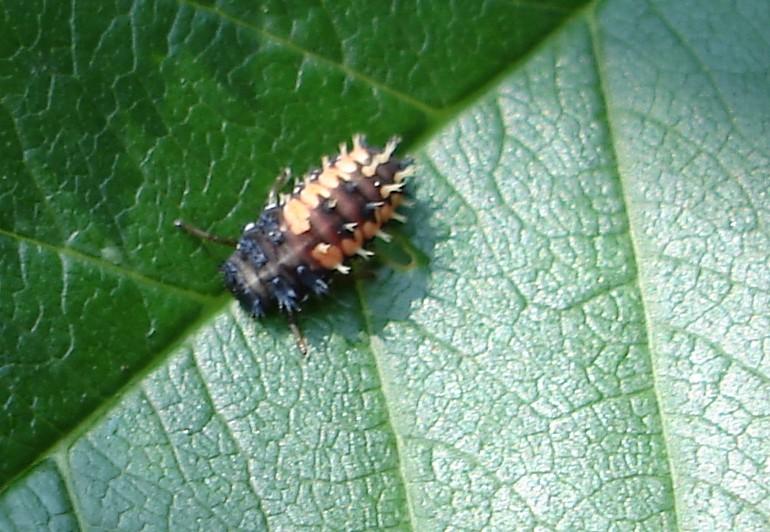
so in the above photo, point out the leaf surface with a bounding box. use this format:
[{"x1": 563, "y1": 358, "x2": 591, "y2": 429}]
[{"x1": 1, "y1": 0, "x2": 768, "y2": 530}]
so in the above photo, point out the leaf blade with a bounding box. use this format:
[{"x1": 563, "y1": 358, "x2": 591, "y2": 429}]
[
  {"x1": 1, "y1": 0, "x2": 768, "y2": 530},
  {"x1": 595, "y1": 0, "x2": 770, "y2": 528}
]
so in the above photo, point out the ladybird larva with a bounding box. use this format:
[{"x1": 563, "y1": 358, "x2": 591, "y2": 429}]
[{"x1": 175, "y1": 135, "x2": 414, "y2": 354}]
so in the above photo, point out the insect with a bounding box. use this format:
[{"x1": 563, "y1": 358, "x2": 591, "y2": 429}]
[{"x1": 175, "y1": 134, "x2": 415, "y2": 355}]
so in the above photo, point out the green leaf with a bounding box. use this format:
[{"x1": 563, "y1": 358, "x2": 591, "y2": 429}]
[{"x1": 1, "y1": 0, "x2": 768, "y2": 530}]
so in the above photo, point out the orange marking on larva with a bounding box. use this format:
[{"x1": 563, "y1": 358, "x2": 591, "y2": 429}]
[
  {"x1": 300, "y1": 182, "x2": 331, "y2": 208},
  {"x1": 335, "y1": 169, "x2": 353, "y2": 182},
  {"x1": 361, "y1": 163, "x2": 377, "y2": 177},
  {"x1": 311, "y1": 242, "x2": 343, "y2": 269},
  {"x1": 371, "y1": 152, "x2": 389, "y2": 167},
  {"x1": 362, "y1": 220, "x2": 380, "y2": 239},
  {"x1": 340, "y1": 229, "x2": 364, "y2": 256},
  {"x1": 336, "y1": 157, "x2": 358, "y2": 174},
  {"x1": 318, "y1": 168, "x2": 341, "y2": 189},
  {"x1": 350, "y1": 146, "x2": 371, "y2": 165},
  {"x1": 390, "y1": 193, "x2": 403, "y2": 207},
  {"x1": 299, "y1": 189, "x2": 320, "y2": 208},
  {"x1": 283, "y1": 198, "x2": 311, "y2": 234}
]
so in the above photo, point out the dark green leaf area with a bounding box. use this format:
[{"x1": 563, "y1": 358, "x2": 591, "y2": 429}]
[
  {"x1": 0, "y1": 237, "x2": 204, "y2": 482},
  {"x1": 1, "y1": 0, "x2": 427, "y2": 293},
  {"x1": 195, "y1": 0, "x2": 587, "y2": 108}
]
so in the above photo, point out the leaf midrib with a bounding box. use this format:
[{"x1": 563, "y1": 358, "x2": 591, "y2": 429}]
[
  {"x1": 587, "y1": 4, "x2": 682, "y2": 529},
  {"x1": 354, "y1": 280, "x2": 418, "y2": 530}
]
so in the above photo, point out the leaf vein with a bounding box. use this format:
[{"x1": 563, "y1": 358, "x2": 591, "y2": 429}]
[
  {"x1": 185, "y1": 345, "x2": 270, "y2": 528},
  {"x1": 176, "y1": 0, "x2": 441, "y2": 118},
  {"x1": 0, "y1": 226, "x2": 216, "y2": 303},
  {"x1": 665, "y1": 325, "x2": 770, "y2": 386},
  {"x1": 645, "y1": 0, "x2": 769, "y2": 235},
  {"x1": 587, "y1": 9, "x2": 682, "y2": 529},
  {"x1": 141, "y1": 388, "x2": 232, "y2": 528},
  {"x1": 52, "y1": 453, "x2": 88, "y2": 532},
  {"x1": 354, "y1": 282, "x2": 417, "y2": 531}
]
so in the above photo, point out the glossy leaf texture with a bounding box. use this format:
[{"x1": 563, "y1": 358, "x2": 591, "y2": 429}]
[{"x1": 1, "y1": 0, "x2": 768, "y2": 530}]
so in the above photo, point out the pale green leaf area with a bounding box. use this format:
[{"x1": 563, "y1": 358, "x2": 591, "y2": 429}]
[{"x1": 1, "y1": 0, "x2": 768, "y2": 530}]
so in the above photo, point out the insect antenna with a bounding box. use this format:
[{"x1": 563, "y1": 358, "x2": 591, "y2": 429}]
[{"x1": 174, "y1": 219, "x2": 237, "y2": 247}]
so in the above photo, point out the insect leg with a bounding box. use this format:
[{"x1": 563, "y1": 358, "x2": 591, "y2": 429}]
[
  {"x1": 286, "y1": 312, "x2": 308, "y2": 357},
  {"x1": 266, "y1": 167, "x2": 292, "y2": 207},
  {"x1": 174, "y1": 219, "x2": 238, "y2": 247}
]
